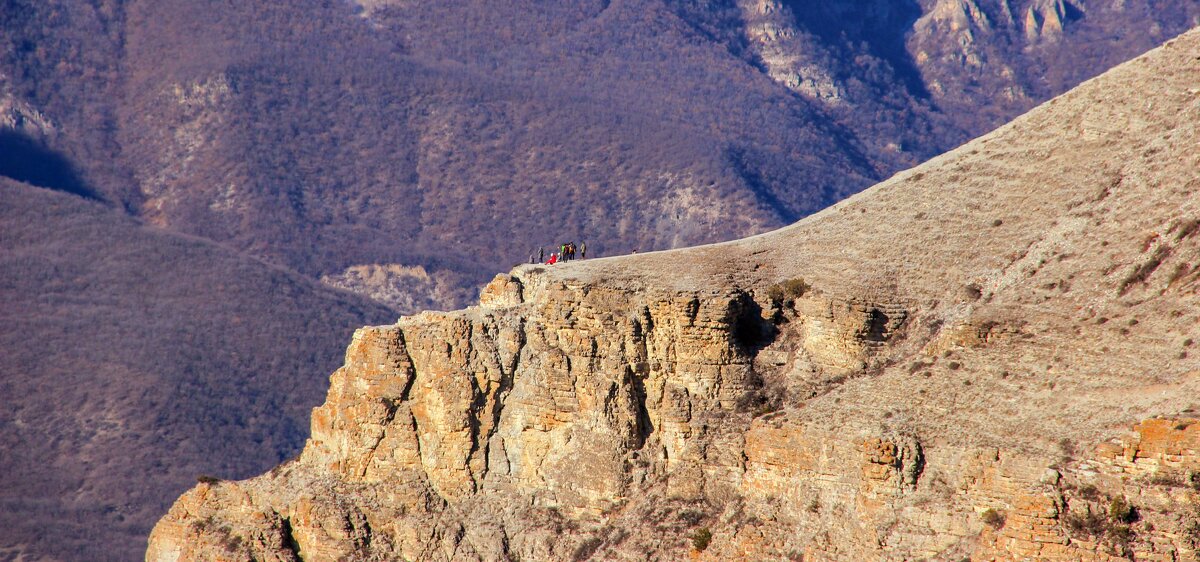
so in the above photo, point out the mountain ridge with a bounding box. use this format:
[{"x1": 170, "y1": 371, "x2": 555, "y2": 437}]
[
  {"x1": 5, "y1": 1, "x2": 1200, "y2": 558},
  {"x1": 147, "y1": 26, "x2": 1200, "y2": 562}
]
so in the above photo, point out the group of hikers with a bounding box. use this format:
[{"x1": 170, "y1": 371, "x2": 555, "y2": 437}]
[{"x1": 531, "y1": 241, "x2": 586, "y2": 265}]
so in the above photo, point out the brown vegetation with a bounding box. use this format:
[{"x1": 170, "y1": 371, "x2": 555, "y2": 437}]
[
  {"x1": 3, "y1": 0, "x2": 1200, "y2": 559},
  {"x1": 0, "y1": 180, "x2": 393, "y2": 561}
]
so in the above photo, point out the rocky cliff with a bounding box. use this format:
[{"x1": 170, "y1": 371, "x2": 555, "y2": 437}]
[{"x1": 148, "y1": 28, "x2": 1200, "y2": 561}]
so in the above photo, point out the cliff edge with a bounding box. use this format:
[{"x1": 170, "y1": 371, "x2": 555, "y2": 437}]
[{"x1": 147, "y1": 28, "x2": 1200, "y2": 561}]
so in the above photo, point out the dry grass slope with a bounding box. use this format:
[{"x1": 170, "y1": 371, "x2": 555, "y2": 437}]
[{"x1": 147, "y1": 27, "x2": 1200, "y2": 562}]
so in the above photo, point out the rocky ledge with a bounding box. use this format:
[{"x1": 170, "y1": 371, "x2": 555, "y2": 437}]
[{"x1": 148, "y1": 28, "x2": 1200, "y2": 562}]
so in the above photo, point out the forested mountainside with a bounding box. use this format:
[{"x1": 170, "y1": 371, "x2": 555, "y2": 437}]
[
  {"x1": 2, "y1": 0, "x2": 1198, "y2": 558},
  {"x1": 0, "y1": 179, "x2": 394, "y2": 561},
  {"x1": 150, "y1": 28, "x2": 1200, "y2": 561},
  {"x1": 4, "y1": 0, "x2": 1198, "y2": 310}
]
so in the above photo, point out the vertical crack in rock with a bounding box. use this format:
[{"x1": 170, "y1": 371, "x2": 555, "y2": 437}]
[
  {"x1": 396, "y1": 327, "x2": 417, "y2": 401},
  {"x1": 279, "y1": 516, "x2": 303, "y2": 561},
  {"x1": 625, "y1": 314, "x2": 656, "y2": 452},
  {"x1": 684, "y1": 297, "x2": 701, "y2": 325},
  {"x1": 344, "y1": 509, "x2": 372, "y2": 554},
  {"x1": 359, "y1": 396, "x2": 403, "y2": 479},
  {"x1": 731, "y1": 290, "x2": 779, "y2": 356},
  {"x1": 480, "y1": 316, "x2": 526, "y2": 480},
  {"x1": 462, "y1": 318, "x2": 485, "y2": 494},
  {"x1": 627, "y1": 363, "x2": 654, "y2": 451}
]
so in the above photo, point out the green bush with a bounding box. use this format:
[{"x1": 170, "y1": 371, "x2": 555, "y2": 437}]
[
  {"x1": 571, "y1": 538, "x2": 602, "y2": 561},
  {"x1": 1065, "y1": 510, "x2": 1107, "y2": 537},
  {"x1": 754, "y1": 403, "x2": 779, "y2": 418},
  {"x1": 691, "y1": 528, "x2": 712, "y2": 551},
  {"x1": 980, "y1": 508, "x2": 1005, "y2": 529},
  {"x1": 1183, "y1": 506, "x2": 1200, "y2": 548},
  {"x1": 1076, "y1": 483, "x2": 1099, "y2": 500},
  {"x1": 1149, "y1": 471, "x2": 1184, "y2": 487},
  {"x1": 1066, "y1": 498, "x2": 1139, "y2": 555},
  {"x1": 766, "y1": 278, "x2": 811, "y2": 304},
  {"x1": 1108, "y1": 496, "x2": 1136, "y2": 524}
]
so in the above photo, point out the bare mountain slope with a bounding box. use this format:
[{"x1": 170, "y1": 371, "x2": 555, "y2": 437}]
[
  {"x1": 549, "y1": 21, "x2": 1200, "y2": 451},
  {"x1": 148, "y1": 27, "x2": 1200, "y2": 562}
]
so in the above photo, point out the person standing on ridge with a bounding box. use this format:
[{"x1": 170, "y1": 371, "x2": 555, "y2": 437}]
[
  {"x1": 580, "y1": 242, "x2": 586, "y2": 259},
  {"x1": 539, "y1": 247, "x2": 544, "y2": 263}
]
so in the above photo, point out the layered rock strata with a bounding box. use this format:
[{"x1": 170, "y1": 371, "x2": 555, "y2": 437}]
[{"x1": 148, "y1": 29, "x2": 1200, "y2": 561}]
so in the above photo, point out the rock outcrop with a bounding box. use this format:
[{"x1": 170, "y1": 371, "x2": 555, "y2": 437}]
[
  {"x1": 148, "y1": 28, "x2": 1200, "y2": 561},
  {"x1": 737, "y1": 0, "x2": 846, "y2": 103}
]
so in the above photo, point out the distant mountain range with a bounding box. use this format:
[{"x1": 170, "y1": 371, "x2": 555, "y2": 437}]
[
  {"x1": 1, "y1": 0, "x2": 1197, "y2": 558},
  {"x1": 7, "y1": 0, "x2": 1198, "y2": 311}
]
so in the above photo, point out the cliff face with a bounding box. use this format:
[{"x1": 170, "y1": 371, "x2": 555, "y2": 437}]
[
  {"x1": 148, "y1": 28, "x2": 1200, "y2": 562},
  {"x1": 9, "y1": 3, "x2": 1200, "y2": 560}
]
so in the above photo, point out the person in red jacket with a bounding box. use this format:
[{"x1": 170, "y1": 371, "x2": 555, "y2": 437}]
[{"x1": 546, "y1": 253, "x2": 558, "y2": 265}]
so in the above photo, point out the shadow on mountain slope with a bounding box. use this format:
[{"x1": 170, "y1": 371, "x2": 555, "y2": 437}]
[
  {"x1": 782, "y1": 0, "x2": 929, "y2": 99},
  {"x1": 0, "y1": 128, "x2": 100, "y2": 201}
]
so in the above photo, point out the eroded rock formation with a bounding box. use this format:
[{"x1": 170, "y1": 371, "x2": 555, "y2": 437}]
[{"x1": 148, "y1": 28, "x2": 1200, "y2": 561}]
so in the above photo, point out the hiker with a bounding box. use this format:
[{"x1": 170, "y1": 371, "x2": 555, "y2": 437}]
[
  {"x1": 539, "y1": 247, "x2": 544, "y2": 263},
  {"x1": 561, "y1": 243, "x2": 568, "y2": 260},
  {"x1": 547, "y1": 252, "x2": 558, "y2": 265},
  {"x1": 580, "y1": 242, "x2": 586, "y2": 259}
]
